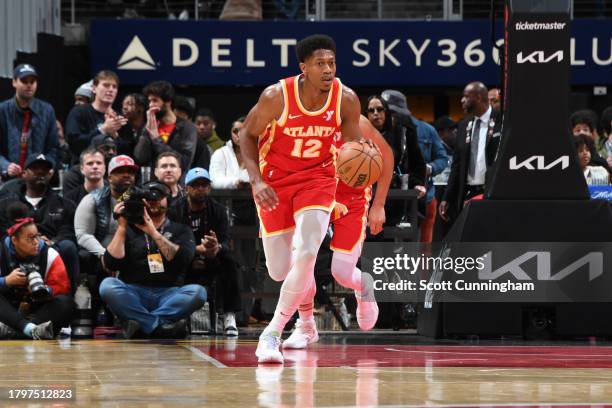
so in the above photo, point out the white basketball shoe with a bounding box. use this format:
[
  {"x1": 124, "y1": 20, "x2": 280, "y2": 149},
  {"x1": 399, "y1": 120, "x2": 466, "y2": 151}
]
[{"x1": 282, "y1": 318, "x2": 319, "y2": 349}]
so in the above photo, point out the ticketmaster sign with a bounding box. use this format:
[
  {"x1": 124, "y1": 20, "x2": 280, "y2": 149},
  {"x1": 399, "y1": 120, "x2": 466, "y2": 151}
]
[{"x1": 90, "y1": 19, "x2": 611, "y2": 86}]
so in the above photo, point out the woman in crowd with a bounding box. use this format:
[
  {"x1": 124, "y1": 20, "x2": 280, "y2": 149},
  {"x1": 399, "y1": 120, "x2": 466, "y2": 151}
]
[
  {"x1": 576, "y1": 134, "x2": 609, "y2": 185},
  {"x1": 0, "y1": 203, "x2": 73, "y2": 339},
  {"x1": 365, "y1": 95, "x2": 426, "y2": 226},
  {"x1": 209, "y1": 116, "x2": 249, "y2": 189}
]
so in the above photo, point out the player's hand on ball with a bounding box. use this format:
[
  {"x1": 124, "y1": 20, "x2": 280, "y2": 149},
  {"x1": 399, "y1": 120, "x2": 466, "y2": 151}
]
[
  {"x1": 252, "y1": 181, "x2": 279, "y2": 211},
  {"x1": 359, "y1": 138, "x2": 377, "y2": 151},
  {"x1": 368, "y1": 203, "x2": 385, "y2": 235}
]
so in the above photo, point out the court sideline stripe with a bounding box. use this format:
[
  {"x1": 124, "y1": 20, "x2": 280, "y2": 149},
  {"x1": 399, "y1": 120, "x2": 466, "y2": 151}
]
[{"x1": 184, "y1": 345, "x2": 227, "y2": 368}]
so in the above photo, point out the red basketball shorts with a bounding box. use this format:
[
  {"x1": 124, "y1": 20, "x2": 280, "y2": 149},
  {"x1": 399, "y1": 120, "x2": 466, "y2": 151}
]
[
  {"x1": 330, "y1": 185, "x2": 372, "y2": 253},
  {"x1": 258, "y1": 165, "x2": 337, "y2": 237}
]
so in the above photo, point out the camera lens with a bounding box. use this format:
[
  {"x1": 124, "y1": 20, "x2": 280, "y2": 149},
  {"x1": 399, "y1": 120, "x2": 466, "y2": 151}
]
[{"x1": 21, "y1": 263, "x2": 49, "y2": 301}]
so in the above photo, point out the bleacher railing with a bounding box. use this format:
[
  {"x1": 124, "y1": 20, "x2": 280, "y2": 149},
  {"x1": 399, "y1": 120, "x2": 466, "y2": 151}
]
[{"x1": 60, "y1": 0, "x2": 610, "y2": 23}]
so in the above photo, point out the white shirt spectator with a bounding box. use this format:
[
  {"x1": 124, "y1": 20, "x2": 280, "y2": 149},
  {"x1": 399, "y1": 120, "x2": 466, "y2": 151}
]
[
  {"x1": 209, "y1": 140, "x2": 249, "y2": 189},
  {"x1": 467, "y1": 105, "x2": 492, "y2": 186}
]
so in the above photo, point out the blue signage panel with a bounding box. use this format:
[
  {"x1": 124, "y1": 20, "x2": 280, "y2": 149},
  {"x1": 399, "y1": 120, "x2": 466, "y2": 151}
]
[
  {"x1": 90, "y1": 19, "x2": 611, "y2": 86},
  {"x1": 589, "y1": 185, "x2": 612, "y2": 201}
]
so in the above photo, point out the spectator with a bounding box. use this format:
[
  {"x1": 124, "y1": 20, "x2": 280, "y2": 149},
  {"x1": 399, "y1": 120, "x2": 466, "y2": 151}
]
[
  {"x1": 64, "y1": 147, "x2": 106, "y2": 206},
  {"x1": 154, "y1": 151, "x2": 184, "y2": 205},
  {"x1": 170, "y1": 168, "x2": 241, "y2": 337},
  {"x1": 0, "y1": 64, "x2": 60, "y2": 179},
  {"x1": 365, "y1": 95, "x2": 426, "y2": 229},
  {"x1": 0, "y1": 202, "x2": 73, "y2": 339},
  {"x1": 115, "y1": 93, "x2": 146, "y2": 157},
  {"x1": 0, "y1": 154, "x2": 79, "y2": 293},
  {"x1": 488, "y1": 87, "x2": 501, "y2": 111},
  {"x1": 382, "y1": 90, "x2": 448, "y2": 243},
  {"x1": 365, "y1": 95, "x2": 426, "y2": 192},
  {"x1": 61, "y1": 136, "x2": 117, "y2": 194},
  {"x1": 576, "y1": 134, "x2": 609, "y2": 185},
  {"x1": 74, "y1": 80, "x2": 93, "y2": 106},
  {"x1": 209, "y1": 116, "x2": 250, "y2": 189},
  {"x1": 432, "y1": 115, "x2": 457, "y2": 188},
  {"x1": 99, "y1": 181, "x2": 205, "y2": 338},
  {"x1": 439, "y1": 82, "x2": 502, "y2": 223},
  {"x1": 194, "y1": 108, "x2": 225, "y2": 151},
  {"x1": 601, "y1": 106, "x2": 612, "y2": 167},
  {"x1": 74, "y1": 155, "x2": 137, "y2": 259},
  {"x1": 134, "y1": 81, "x2": 198, "y2": 171},
  {"x1": 570, "y1": 109, "x2": 609, "y2": 170},
  {"x1": 173, "y1": 95, "x2": 195, "y2": 122},
  {"x1": 65, "y1": 70, "x2": 127, "y2": 163}
]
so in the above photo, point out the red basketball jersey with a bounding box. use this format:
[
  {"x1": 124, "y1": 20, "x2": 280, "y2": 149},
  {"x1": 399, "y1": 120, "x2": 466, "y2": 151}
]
[{"x1": 258, "y1": 74, "x2": 343, "y2": 176}]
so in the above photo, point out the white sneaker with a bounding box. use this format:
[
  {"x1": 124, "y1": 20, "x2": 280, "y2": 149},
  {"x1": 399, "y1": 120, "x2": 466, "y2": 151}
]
[
  {"x1": 356, "y1": 296, "x2": 379, "y2": 331},
  {"x1": 357, "y1": 273, "x2": 379, "y2": 331},
  {"x1": 224, "y1": 313, "x2": 238, "y2": 337},
  {"x1": 282, "y1": 318, "x2": 319, "y2": 349},
  {"x1": 256, "y1": 331, "x2": 283, "y2": 364}
]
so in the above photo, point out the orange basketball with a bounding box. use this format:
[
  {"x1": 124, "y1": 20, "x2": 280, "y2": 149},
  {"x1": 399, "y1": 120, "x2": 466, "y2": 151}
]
[{"x1": 336, "y1": 141, "x2": 383, "y2": 189}]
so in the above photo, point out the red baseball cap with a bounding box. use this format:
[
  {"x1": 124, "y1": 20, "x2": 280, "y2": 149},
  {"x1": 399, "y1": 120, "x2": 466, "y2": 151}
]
[{"x1": 107, "y1": 155, "x2": 138, "y2": 175}]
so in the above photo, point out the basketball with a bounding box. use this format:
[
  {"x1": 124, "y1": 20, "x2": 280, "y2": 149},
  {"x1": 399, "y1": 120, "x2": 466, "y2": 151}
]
[{"x1": 336, "y1": 141, "x2": 383, "y2": 189}]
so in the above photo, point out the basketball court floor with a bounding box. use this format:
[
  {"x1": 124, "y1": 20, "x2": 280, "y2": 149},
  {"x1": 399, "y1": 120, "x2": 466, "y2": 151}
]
[{"x1": 3, "y1": 331, "x2": 612, "y2": 407}]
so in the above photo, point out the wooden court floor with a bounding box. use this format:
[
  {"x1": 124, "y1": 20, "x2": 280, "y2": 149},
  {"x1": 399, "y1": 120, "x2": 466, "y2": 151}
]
[{"x1": 2, "y1": 334, "x2": 612, "y2": 407}]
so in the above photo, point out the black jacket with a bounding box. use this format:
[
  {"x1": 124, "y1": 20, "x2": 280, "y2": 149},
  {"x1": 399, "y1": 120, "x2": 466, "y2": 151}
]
[
  {"x1": 444, "y1": 109, "x2": 503, "y2": 216},
  {"x1": 0, "y1": 181, "x2": 76, "y2": 243},
  {"x1": 65, "y1": 104, "x2": 105, "y2": 163},
  {"x1": 104, "y1": 218, "x2": 195, "y2": 287},
  {"x1": 168, "y1": 196, "x2": 231, "y2": 260},
  {"x1": 133, "y1": 117, "x2": 198, "y2": 172},
  {"x1": 382, "y1": 115, "x2": 427, "y2": 188}
]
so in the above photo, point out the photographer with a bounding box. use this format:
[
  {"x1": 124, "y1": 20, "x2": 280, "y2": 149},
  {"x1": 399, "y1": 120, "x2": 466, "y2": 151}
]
[
  {"x1": 0, "y1": 154, "x2": 79, "y2": 293},
  {"x1": 99, "y1": 181, "x2": 206, "y2": 339},
  {"x1": 0, "y1": 202, "x2": 73, "y2": 339}
]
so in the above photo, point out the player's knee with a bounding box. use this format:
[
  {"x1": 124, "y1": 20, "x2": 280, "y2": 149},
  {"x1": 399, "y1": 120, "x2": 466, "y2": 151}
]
[
  {"x1": 295, "y1": 245, "x2": 319, "y2": 265},
  {"x1": 331, "y1": 261, "x2": 351, "y2": 287},
  {"x1": 331, "y1": 253, "x2": 357, "y2": 285},
  {"x1": 266, "y1": 261, "x2": 290, "y2": 282}
]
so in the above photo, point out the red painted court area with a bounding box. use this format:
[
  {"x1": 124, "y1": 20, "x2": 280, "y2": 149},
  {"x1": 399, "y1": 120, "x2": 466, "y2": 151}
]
[{"x1": 200, "y1": 342, "x2": 612, "y2": 368}]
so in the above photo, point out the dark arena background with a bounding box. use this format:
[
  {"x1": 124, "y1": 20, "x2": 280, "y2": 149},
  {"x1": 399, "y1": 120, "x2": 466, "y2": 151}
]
[{"x1": 0, "y1": 0, "x2": 612, "y2": 406}]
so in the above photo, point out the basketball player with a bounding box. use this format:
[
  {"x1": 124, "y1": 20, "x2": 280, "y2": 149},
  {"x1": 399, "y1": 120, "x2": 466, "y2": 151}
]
[
  {"x1": 240, "y1": 34, "x2": 365, "y2": 363},
  {"x1": 282, "y1": 115, "x2": 394, "y2": 349}
]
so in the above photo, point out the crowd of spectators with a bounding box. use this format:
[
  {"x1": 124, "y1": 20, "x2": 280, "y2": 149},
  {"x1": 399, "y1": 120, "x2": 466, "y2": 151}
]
[{"x1": 0, "y1": 63, "x2": 610, "y2": 339}]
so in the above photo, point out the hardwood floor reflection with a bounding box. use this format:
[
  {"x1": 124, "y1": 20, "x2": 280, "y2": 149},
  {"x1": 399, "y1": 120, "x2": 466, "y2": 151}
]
[{"x1": 0, "y1": 337, "x2": 611, "y2": 407}]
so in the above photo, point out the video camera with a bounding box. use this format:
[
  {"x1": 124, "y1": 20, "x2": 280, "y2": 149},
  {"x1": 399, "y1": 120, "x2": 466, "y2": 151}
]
[{"x1": 116, "y1": 182, "x2": 170, "y2": 224}]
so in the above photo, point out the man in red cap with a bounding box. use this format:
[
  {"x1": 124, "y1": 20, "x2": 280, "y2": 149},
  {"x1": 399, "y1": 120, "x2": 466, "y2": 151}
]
[{"x1": 74, "y1": 155, "x2": 137, "y2": 262}]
